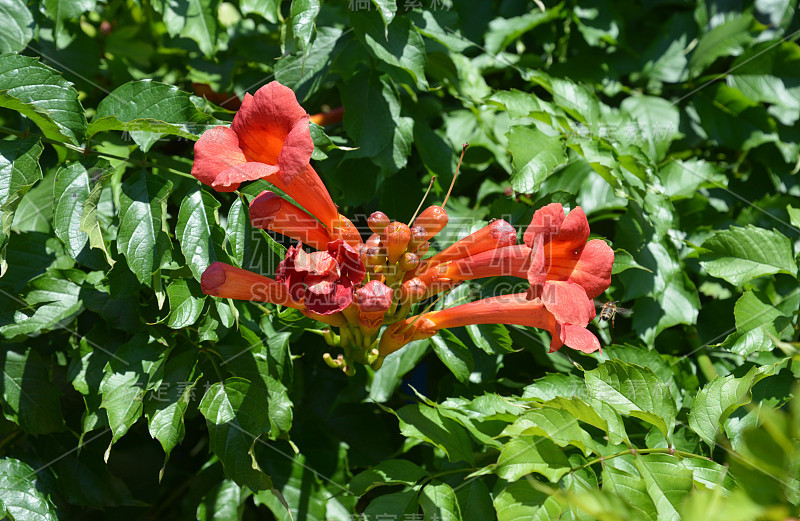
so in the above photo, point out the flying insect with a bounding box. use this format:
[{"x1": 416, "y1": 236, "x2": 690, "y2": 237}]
[{"x1": 597, "y1": 301, "x2": 632, "y2": 327}]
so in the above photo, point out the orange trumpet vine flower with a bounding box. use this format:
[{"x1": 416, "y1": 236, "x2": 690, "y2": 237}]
[
  {"x1": 249, "y1": 191, "x2": 332, "y2": 250},
  {"x1": 275, "y1": 240, "x2": 366, "y2": 315},
  {"x1": 415, "y1": 218, "x2": 517, "y2": 271},
  {"x1": 309, "y1": 106, "x2": 344, "y2": 126},
  {"x1": 525, "y1": 203, "x2": 613, "y2": 299},
  {"x1": 378, "y1": 281, "x2": 600, "y2": 363},
  {"x1": 411, "y1": 205, "x2": 613, "y2": 300},
  {"x1": 191, "y1": 81, "x2": 339, "y2": 229},
  {"x1": 200, "y1": 262, "x2": 346, "y2": 327},
  {"x1": 191, "y1": 80, "x2": 616, "y2": 376}
]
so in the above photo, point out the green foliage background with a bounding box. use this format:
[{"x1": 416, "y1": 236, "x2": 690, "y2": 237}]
[{"x1": 1, "y1": 0, "x2": 800, "y2": 519}]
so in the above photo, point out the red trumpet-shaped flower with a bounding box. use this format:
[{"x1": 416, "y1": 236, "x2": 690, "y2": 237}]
[
  {"x1": 378, "y1": 281, "x2": 600, "y2": 361},
  {"x1": 191, "y1": 81, "x2": 339, "y2": 229},
  {"x1": 249, "y1": 191, "x2": 332, "y2": 250},
  {"x1": 275, "y1": 240, "x2": 366, "y2": 315},
  {"x1": 190, "y1": 80, "x2": 618, "y2": 376},
  {"x1": 415, "y1": 219, "x2": 517, "y2": 271},
  {"x1": 411, "y1": 205, "x2": 613, "y2": 300},
  {"x1": 524, "y1": 203, "x2": 613, "y2": 299},
  {"x1": 200, "y1": 262, "x2": 346, "y2": 327}
]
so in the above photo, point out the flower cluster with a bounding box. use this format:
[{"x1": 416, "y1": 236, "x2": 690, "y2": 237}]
[{"x1": 193, "y1": 81, "x2": 614, "y2": 374}]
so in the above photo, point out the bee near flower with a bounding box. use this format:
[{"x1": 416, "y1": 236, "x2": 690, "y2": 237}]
[
  {"x1": 596, "y1": 300, "x2": 633, "y2": 327},
  {"x1": 190, "y1": 81, "x2": 615, "y2": 375}
]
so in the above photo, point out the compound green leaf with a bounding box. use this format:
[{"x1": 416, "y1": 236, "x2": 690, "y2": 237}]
[
  {"x1": 152, "y1": 0, "x2": 220, "y2": 57},
  {"x1": 0, "y1": 137, "x2": 42, "y2": 276},
  {"x1": 370, "y1": 0, "x2": 397, "y2": 31},
  {"x1": 0, "y1": 347, "x2": 64, "y2": 434},
  {"x1": 430, "y1": 329, "x2": 473, "y2": 383},
  {"x1": 275, "y1": 27, "x2": 344, "y2": 102},
  {"x1": 197, "y1": 479, "x2": 243, "y2": 521},
  {"x1": 0, "y1": 0, "x2": 34, "y2": 53},
  {"x1": 199, "y1": 377, "x2": 273, "y2": 490},
  {"x1": 117, "y1": 170, "x2": 172, "y2": 285},
  {"x1": 101, "y1": 335, "x2": 171, "y2": 455},
  {"x1": 634, "y1": 455, "x2": 693, "y2": 521},
  {"x1": 485, "y1": 6, "x2": 563, "y2": 54},
  {"x1": 89, "y1": 80, "x2": 222, "y2": 152},
  {"x1": 369, "y1": 339, "x2": 429, "y2": 403},
  {"x1": 225, "y1": 196, "x2": 250, "y2": 268},
  {"x1": 493, "y1": 479, "x2": 562, "y2": 521},
  {"x1": 43, "y1": 0, "x2": 96, "y2": 48},
  {"x1": 396, "y1": 403, "x2": 474, "y2": 464},
  {"x1": 341, "y1": 72, "x2": 399, "y2": 157},
  {"x1": 689, "y1": 15, "x2": 753, "y2": 76},
  {"x1": 585, "y1": 360, "x2": 677, "y2": 440},
  {"x1": 602, "y1": 465, "x2": 657, "y2": 521},
  {"x1": 420, "y1": 480, "x2": 462, "y2": 521},
  {"x1": 688, "y1": 364, "x2": 779, "y2": 447},
  {"x1": 349, "y1": 459, "x2": 426, "y2": 495},
  {"x1": 0, "y1": 54, "x2": 86, "y2": 145},
  {"x1": 177, "y1": 187, "x2": 223, "y2": 281},
  {"x1": 352, "y1": 11, "x2": 428, "y2": 90},
  {"x1": 144, "y1": 346, "x2": 198, "y2": 475},
  {"x1": 53, "y1": 158, "x2": 112, "y2": 261},
  {"x1": 495, "y1": 436, "x2": 571, "y2": 482},
  {"x1": 507, "y1": 126, "x2": 567, "y2": 194},
  {"x1": 79, "y1": 170, "x2": 114, "y2": 266},
  {"x1": 0, "y1": 270, "x2": 83, "y2": 338},
  {"x1": 240, "y1": 0, "x2": 280, "y2": 22},
  {"x1": 502, "y1": 407, "x2": 596, "y2": 456},
  {"x1": 166, "y1": 279, "x2": 204, "y2": 328},
  {"x1": 289, "y1": 0, "x2": 320, "y2": 52},
  {"x1": 700, "y1": 225, "x2": 796, "y2": 286},
  {"x1": 0, "y1": 458, "x2": 58, "y2": 521}
]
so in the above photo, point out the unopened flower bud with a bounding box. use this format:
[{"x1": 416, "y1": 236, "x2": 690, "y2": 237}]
[
  {"x1": 364, "y1": 246, "x2": 386, "y2": 272},
  {"x1": 366, "y1": 233, "x2": 381, "y2": 249},
  {"x1": 398, "y1": 252, "x2": 419, "y2": 272},
  {"x1": 412, "y1": 205, "x2": 448, "y2": 242},
  {"x1": 368, "y1": 211, "x2": 390, "y2": 235},
  {"x1": 416, "y1": 241, "x2": 430, "y2": 256},
  {"x1": 383, "y1": 221, "x2": 411, "y2": 265},
  {"x1": 355, "y1": 280, "x2": 393, "y2": 335},
  {"x1": 400, "y1": 277, "x2": 427, "y2": 305},
  {"x1": 408, "y1": 225, "x2": 427, "y2": 251}
]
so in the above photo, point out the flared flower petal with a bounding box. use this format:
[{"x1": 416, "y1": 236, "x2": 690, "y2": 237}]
[
  {"x1": 540, "y1": 280, "x2": 595, "y2": 327},
  {"x1": 192, "y1": 127, "x2": 265, "y2": 192},
  {"x1": 327, "y1": 240, "x2": 366, "y2": 285},
  {"x1": 249, "y1": 191, "x2": 332, "y2": 250},
  {"x1": 305, "y1": 278, "x2": 353, "y2": 315},
  {"x1": 524, "y1": 203, "x2": 613, "y2": 299},
  {"x1": 557, "y1": 323, "x2": 601, "y2": 354},
  {"x1": 191, "y1": 82, "x2": 340, "y2": 229},
  {"x1": 231, "y1": 82, "x2": 314, "y2": 184},
  {"x1": 275, "y1": 242, "x2": 364, "y2": 315},
  {"x1": 546, "y1": 239, "x2": 613, "y2": 299}
]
